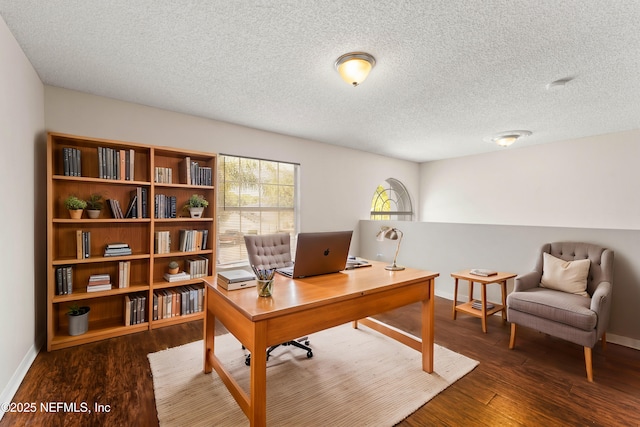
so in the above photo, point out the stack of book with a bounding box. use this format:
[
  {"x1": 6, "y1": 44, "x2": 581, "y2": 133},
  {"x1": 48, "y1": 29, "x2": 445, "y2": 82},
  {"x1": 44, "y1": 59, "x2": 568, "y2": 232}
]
[
  {"x1": 124, "y1": 293, "x2": 146, "y2": 325},
  {"x1": 107, "y1": 199, "x2": 125, "y2": 219},
  {"x1": 152, "y1": 286, "x2": 204, "y2": 320},
  {"x1": 163, "y1": 271, "x2": 191, "y2": 282},
  {"x1": 97, "y1": 146, "x2": 135, "y2": 180},
  {"x1": 55, "y1": 266, "x2": 73, "y2": 295},
  {"x1": 87, "y1": 274, "x2": 112, "y2": 292},
  {"x1": 186, "y1": 256, "x2": 209, "y2": 279},
  {"x1": 471, "y1": 300, "x2": 495, "y2": 310},
  {"x1": 154, "y1": 194, "x2": 177, "y2": 218},
  {"x1": 182, "y1": 157, "x2": 213, "y2": 186},
  {"x1": 154, "y1": 166, "x2": 173, "y2": 184},
  {"x1": 62, "y1": 147, "x2": 82, "y2": 176},
  {"x1": 118, "y1": 260, "x2": 131, "y2": 288},
  {"x1": 124, "y1": 187, "x2": 148, "y2": 218},
  {"x1": 104, "y1": 243, "x2": 132, "y2": 257},
  {"x1": 76, "y1": 230, "x2": 91, "y2": 259},
  {"x1": 178, "y1": 229, "x2": 208, "y2": 252},
  {"x1": 217, "y1": 269, "x2": 256, "y2": 291}
]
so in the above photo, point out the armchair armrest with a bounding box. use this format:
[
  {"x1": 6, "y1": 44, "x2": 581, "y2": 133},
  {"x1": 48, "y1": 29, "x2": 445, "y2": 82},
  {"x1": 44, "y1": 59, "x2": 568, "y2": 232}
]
[
  {"x1": 591, "y1": 281, "x2": 612, "y2": 338},
  {"x1": 514, "y1": 271, "x2": 541, "y2": 292}
]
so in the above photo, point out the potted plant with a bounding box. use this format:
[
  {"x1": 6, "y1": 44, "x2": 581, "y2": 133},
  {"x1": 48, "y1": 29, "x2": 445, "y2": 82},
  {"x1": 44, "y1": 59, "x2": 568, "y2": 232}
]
[
  {"x1": 64, "y1": 195, "x2": 87, "y2": 219},
  {"x1": 185, "y1": 194, "x2": 209, "y2": 218},
  {"x1": 168, "y1": 260, "x2": 179, "y2": 275},
  {"x1": 67, "y1": 304, "x2": 90, "y2": 336},
  {"x1": 85, "y1": 193, "x2": 104, "y2": 219}
]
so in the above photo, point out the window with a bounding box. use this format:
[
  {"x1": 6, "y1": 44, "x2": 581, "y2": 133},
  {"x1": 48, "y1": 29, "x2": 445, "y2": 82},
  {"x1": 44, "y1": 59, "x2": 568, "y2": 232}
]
[
  {"x1": 217, "y1": 155, "x2": 299, "y2": 265},
  {"x1": 370, "y1": 178, "x2": 413, "y2": 221}
]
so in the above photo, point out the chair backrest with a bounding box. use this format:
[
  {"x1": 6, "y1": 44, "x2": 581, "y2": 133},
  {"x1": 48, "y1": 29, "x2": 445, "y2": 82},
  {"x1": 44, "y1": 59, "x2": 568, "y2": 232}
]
[
  {"x1": 534, "y1": 242, "x2": 614, "y2": 295},
  {"x1": 244, "y1": 233, "x2": 293, "y2": 270}
]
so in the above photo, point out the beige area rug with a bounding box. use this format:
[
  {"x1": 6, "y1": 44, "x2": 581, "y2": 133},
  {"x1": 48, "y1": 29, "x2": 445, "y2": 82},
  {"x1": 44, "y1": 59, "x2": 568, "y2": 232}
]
[{"x1": 148, "y1": 323, "x2": 478, "y2": 427}]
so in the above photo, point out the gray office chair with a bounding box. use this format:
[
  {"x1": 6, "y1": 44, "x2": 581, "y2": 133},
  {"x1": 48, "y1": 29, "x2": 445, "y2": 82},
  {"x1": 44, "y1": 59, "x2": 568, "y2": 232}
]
[
  {"x1": 507, "y1": 242, "x2": 613, "y2": 382},
  {"x1": 243, "y1": 233, "x2": 313, "y2": 365}
]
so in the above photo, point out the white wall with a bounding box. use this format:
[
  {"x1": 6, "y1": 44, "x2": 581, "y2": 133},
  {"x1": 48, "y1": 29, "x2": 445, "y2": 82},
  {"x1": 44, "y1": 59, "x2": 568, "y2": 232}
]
[
  {"x1": 420, "y1": 130, "x2": 640, "y2": 230},
  {"x1": 0, "y1": 16, "x2": 45, "y2": 418},
  {"x1": 44, "y1": 86, "x2": 421, "y2": 257}
]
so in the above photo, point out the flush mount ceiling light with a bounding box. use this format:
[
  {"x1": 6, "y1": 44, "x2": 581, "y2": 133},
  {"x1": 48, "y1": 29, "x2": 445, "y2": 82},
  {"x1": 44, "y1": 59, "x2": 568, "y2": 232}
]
[
  {"x1": 483, "y1": 130, "x2": 532, "y2": 148},
  {"x1": 335, "y1": 52, "x2": 376, "y2": 87}
]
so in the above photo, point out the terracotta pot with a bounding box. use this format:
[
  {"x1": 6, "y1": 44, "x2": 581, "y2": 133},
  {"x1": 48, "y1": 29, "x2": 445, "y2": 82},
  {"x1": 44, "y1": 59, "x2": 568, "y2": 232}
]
[
  {"x1": 68, "y1": 209, "x2": 83, "y2": 219},
  {"x1": 168, "y1": 267, "x2": 179, "y2": 275}
]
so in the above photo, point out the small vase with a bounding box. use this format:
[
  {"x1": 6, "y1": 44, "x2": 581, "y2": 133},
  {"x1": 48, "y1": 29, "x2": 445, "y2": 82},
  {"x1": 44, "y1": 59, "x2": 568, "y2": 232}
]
[
  {"x1": 68, "y1": 209, "x2": 83, "y2": 219},
  {"x1": 189, "y1": 207, "x2": 204, "y2": 218},
  {"x1": 168, "y1": 267, "x2": 179, "y2": 275},
  {"x1": 86, "y1": 209, "x2": 100, "y2": 219}
]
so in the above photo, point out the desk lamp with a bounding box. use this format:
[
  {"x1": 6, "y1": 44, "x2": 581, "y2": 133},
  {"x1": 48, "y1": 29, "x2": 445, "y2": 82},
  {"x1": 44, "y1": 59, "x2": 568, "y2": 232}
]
[{"x1": 376, "y1": 226, "x2": 405, "y2": 271}]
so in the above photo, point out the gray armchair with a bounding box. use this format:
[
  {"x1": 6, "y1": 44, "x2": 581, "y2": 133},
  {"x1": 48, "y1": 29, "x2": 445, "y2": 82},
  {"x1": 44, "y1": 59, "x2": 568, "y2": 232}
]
[
  {"x1": 507, "y1": 242, "x2": 613, "y2": 382},
  {"x1": 243, "y1": 233, "x2": 312, "y2": 365}
]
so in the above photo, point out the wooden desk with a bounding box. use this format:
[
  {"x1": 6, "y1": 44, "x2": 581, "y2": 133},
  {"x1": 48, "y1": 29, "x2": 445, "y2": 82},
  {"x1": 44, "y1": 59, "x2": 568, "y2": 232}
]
[
  {"x1": 451, "y1": 270, "x2": 517, "y2": 333},
  {"x1": 203, "y1": 261, "x2": 438, "y2": 427}
]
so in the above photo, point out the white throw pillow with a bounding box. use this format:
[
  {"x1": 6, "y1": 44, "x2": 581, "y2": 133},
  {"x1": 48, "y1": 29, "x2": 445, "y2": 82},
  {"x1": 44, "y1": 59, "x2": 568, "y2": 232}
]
[{"x1": 540, "y1": 253, "x2": 590, "y2": 297}]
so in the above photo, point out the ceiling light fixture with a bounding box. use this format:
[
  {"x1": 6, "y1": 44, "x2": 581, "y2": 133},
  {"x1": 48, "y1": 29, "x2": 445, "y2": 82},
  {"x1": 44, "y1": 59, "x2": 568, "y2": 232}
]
[
  {"x1": 483, "y1": 130, "x2": 532, "y2": 148},
  {"x1": 335, "y1": 52, "x2": 376, "y2": 87}
]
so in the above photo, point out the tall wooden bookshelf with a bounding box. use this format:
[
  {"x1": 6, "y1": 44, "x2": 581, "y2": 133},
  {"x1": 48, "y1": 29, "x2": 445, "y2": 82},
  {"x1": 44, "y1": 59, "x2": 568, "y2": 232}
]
[{"x1": 46, "y1": 132, "x2": 216, "y2": 351}]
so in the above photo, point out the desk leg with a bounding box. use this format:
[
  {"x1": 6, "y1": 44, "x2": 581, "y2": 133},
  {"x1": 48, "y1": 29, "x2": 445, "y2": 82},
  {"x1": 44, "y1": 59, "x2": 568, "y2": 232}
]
[
  {"x1": 204, "y1": 286, "x2": 215, "y2": 374},
  {"x1": 452, "y1": 278, "x2": 459, "y2": 320},
  {"x1": 249, "y1": 322, "x2": 268, "y2": 427},
  {"x1": 421, "y1": 277, "x2": 435, "y2": 373},
  {"x1": 468, "y1": 280, "x2": 474, "y2": 303},
  {"x1": 481, "y1": 284, "x2": 488, "y2": 333}
]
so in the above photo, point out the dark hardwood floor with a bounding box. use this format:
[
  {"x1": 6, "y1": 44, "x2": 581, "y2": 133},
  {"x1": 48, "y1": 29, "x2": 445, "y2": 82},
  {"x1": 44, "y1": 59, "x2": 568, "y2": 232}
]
[{"x1": 2, "y1": 296, "x2": 640, "y2": 426}]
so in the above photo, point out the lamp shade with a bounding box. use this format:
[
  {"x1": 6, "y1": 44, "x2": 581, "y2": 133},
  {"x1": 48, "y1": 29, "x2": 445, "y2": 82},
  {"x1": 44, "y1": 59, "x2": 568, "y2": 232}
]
[{"x1": 335, "y1": 52, "x2": 376, "y2": 87}]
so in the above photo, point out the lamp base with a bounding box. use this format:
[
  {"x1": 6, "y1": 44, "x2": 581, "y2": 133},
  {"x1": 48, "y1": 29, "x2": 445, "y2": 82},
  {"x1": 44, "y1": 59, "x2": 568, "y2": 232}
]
[{"x1": 385, "y1": 265, "x2": 405, "y2": 271}]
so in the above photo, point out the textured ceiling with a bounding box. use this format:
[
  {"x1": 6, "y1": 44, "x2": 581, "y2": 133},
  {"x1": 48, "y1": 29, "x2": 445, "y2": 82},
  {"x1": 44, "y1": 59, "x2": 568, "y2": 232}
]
[{"x1": 1, "y1": 1, "x2": 639, "y2": 162}]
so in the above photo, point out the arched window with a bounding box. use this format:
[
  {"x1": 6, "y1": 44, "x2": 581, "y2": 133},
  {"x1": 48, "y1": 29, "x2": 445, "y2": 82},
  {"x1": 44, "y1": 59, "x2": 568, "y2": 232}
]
[{"x1": 370, "y1": 178, "x2": 413, "y2": 220}]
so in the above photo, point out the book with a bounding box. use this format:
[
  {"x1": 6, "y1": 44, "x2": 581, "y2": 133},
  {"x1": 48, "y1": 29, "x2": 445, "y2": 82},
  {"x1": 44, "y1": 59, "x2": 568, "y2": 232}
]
[
  {"x1": 164, "y1": 272, "x2": 191, "y2": 282},
  {"x1": 469, "y1": 269, "x2": 498, "y2": 277},
  {"x1": 106, "y1": 242, "x2": 129, "y2": 249},
  {"x1": 87, "y1": 283, "x2": 112, "y2": 292},
  {"x1": 471, "y1": 300, "x2": 495, "y2": 310},
  {"x1": 218, "y1": 269, "x2": 256, "y2": 284},
  {"x1": 217, "y1": 279, "x2": 256, "y2": 291}
]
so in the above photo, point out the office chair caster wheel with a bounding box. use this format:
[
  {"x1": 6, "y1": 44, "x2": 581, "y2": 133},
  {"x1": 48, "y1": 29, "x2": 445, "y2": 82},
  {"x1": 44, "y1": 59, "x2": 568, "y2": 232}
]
[
  {"x1": 307, "y1": 351, "x2": 313, "y2": 358},
  {"x1": 245, "y1": 355, "x2": 251, "y2": 366},
  {"x1": 304, "y1": 340, "x2": 310, "y2": 345}
]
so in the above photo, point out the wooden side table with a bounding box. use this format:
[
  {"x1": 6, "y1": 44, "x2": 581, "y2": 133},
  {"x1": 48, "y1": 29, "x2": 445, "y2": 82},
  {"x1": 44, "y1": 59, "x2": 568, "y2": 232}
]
[{"x1": 451, "y1": 270, "x2": 517, "y2": 333}]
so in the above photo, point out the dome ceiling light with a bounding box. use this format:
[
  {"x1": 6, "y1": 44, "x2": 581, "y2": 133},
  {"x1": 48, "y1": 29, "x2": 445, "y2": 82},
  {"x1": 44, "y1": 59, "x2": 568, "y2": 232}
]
[
  {"x1": 335, "y1": 52, "x2": 376, "y2": 87},
  {"x1": 483, "y1": 130, "x2": 532, "y2": 147}
]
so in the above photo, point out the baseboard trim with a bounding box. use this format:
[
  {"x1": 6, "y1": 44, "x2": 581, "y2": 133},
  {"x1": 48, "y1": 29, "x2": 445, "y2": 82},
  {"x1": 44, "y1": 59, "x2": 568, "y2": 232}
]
[
  {"x1": 0, "y1": 334, "x2": 44, "y2": 421},
  {"x1": 434, "y1": 290, "x2": 640, "y2": 351}
]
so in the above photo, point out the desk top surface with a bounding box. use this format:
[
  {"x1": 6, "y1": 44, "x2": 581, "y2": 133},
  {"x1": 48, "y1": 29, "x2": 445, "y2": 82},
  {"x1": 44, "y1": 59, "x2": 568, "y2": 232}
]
[{"x1": 205, "y1": 261, "x2": 438, "y2": 321}]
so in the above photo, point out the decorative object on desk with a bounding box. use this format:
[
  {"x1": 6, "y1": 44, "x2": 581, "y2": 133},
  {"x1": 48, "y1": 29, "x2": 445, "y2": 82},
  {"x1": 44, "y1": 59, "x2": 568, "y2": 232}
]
[
  {"x1": 64, "y1": 195, "x2": 86, "y2": 219},
  {"x1": 85, "y1": 193, "x2": 103, "y2": 218},
  {"x1": 148, "y1": 324, "x2": 479, "y2": 427},
  {"x1": 376, "y1": 226, "x2": 405, "y2": 271},
  {"x1": 167, "y1": 260, "x2": 179, "y2": 275},
  {"x1": 185, "y1": 194, "x2": 208, "y2": 218},
  {"x1": 67, "y1": 304, "x2": 90, "y2": 336},
  {"x1": 252, "y1": 266, "x2": 275, "y2": 297}
]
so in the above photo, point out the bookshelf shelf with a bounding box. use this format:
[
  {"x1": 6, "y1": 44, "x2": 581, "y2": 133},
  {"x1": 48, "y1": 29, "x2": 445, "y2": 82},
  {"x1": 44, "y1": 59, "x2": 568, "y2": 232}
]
[{"x1": 47, "y1": 132, "x2": 216, "y2": 351}]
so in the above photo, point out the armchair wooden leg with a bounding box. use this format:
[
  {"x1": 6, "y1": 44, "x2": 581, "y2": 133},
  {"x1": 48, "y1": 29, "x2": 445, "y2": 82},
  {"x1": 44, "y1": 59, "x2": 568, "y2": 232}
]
[
  {"x1": 601, "y1": 333, "x2": 607, "y2": 351},
  {"x1": 584, "y1": 346, "x2": 593, "y2": 382},
  {"x1": 509, "y1": 323, "x2": 517, "y2": 349}
]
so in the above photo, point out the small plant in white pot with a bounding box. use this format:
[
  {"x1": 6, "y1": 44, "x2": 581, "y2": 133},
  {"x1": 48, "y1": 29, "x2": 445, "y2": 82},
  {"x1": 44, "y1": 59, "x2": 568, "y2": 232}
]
[
  {"x1": 85, "y1": 193, "x2": 104, "y2": 219},
  {"x1": 67, "y1": 304, "x2": 90, "y2": 336},
  {"x1": 185, "y1": 194, "x2": 208, "y2": 218},
  {"x1": 64, "y1": 195, "x2": 87, "y2": 219}
]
